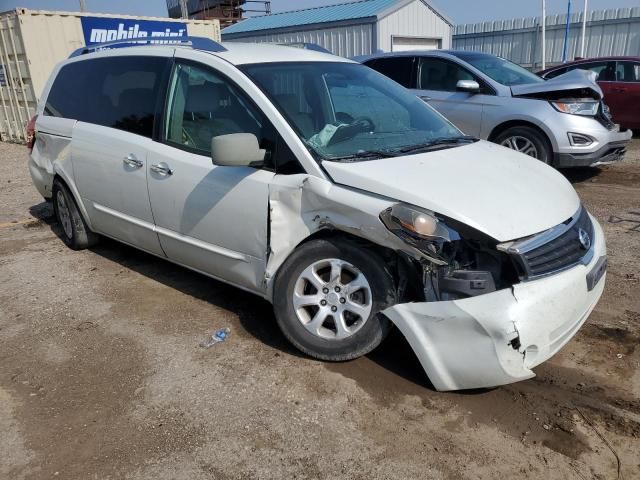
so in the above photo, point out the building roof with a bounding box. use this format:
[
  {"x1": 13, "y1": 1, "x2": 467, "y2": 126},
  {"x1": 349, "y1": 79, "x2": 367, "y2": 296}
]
[{"x1": 222, "y1": 0, "x2": 451, "y2": 36}]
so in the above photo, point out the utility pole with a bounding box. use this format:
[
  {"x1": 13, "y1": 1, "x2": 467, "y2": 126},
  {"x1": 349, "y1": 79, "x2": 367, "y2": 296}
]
[
  {"x1": 179, "y1": 0, "x2": 189, "y2": 19},
  {"x1": 79, "y1": 0, "x2": 87, "y2": 12},
  {"x1": 541, "y1": 0, "x2": 546, "y2": 70},
  {"x1": 580, "y1": 0, "x2": 588, "y2": 58},
  {"x1": 562, "y1": 0, "x2": 572, "y2": 63}
]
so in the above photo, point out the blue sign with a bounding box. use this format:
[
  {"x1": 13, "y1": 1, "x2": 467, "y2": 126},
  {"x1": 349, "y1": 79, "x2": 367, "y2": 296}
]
[{"x1": 81, "y1": 17, "x2": 187, "y2": 46}]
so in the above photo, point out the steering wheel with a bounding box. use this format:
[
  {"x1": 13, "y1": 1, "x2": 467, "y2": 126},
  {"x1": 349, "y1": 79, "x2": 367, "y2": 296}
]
[{"x1": 327, "y1": 116, "x2": 375, "y2": 146}]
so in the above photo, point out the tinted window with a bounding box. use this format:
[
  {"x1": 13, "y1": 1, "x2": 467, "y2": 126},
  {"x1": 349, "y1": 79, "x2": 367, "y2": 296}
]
[
  {"x1": 45, "y1": 56, "x2": 167, "y2": 138},
  {"x1": 365, "y1": 57, "x2": 415, "y2": 88},
  {"x1": 617, "y1": 61, "x2": 640, "y2": 82},
  {"x1": 573, "y1": 61, "x2": 616, "y2": 81},
  {"x1": 418, "y1": 57, "x2": 475, "y2": 91},
  {"x1": 543, "y1": 67, "x2": 568, "y2": 79}
]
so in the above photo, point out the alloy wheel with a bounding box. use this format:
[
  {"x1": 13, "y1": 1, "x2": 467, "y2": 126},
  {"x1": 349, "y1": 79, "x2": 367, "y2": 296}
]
[
  {"x1": 500, "y1": 135, "x2": 539, "y2": 158},
  {"x1": 292, "y1": 258, "x2": 373, "y2": 340}
]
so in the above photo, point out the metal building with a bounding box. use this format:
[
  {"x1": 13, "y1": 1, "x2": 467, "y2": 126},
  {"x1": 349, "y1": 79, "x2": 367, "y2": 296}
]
[
  {"x1": 453, "y1": 7, "x2": 640, "y2": 70},
  {"x1": 221, "y1": 0, "x2": 453, "y2": 58}
]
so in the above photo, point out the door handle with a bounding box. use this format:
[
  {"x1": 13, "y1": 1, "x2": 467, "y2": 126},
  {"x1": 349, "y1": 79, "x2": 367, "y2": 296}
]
[
  {"x1": 150, "y1": 162, "x2": 173, "y2": 176},
  {"x1": 420, "y1": 95, "x2": 431, "y2": 102},
  {"x1": 123, "y1": 154, "x2": 143, "y2": 169}
]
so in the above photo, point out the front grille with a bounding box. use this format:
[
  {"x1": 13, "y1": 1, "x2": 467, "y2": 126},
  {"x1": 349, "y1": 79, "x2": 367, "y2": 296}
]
[{"x1": 508, "y1": 207, "x2": 594, "y2": 279}]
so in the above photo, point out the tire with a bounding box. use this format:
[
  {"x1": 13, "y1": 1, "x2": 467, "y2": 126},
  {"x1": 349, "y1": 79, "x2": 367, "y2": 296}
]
[
  {"x1": 494, "y1": 126, "x2": 553, "y2": 164},
  {"x1": 52, "y1": 179, "x2": 99, "y2": 250},
  {"x1": 273, "y1": 238, "x2": 395, "y2": 361}
]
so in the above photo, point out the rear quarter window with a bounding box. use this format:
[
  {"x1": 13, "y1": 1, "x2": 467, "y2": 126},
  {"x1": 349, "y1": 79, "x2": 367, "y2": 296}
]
[
  {"x1": 364, "y1": 57, "x2": 415, "y2": 88},
  {"x1": 45, "y1": 56, "x2": 168, "y2": 138}
]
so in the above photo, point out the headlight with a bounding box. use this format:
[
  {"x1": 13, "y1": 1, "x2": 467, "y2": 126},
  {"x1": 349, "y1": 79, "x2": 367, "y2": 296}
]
[
  {"x1": 551, "y1": 100, "x2": 599, "y2": 116},
  {"x1": 379, "y1": 203, "x2": 460, "y2": 263}
]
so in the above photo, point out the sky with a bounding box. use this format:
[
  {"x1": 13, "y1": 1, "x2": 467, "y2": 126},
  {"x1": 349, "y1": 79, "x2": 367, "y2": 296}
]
[{"x1": 0, "y1": 0, "x2": 637, "y2": 24}]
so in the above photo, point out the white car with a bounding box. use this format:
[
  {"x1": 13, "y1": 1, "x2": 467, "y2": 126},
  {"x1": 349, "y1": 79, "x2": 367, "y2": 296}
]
[{"x1": 28, "y1": 38, "x2": 607, "y2": 391}]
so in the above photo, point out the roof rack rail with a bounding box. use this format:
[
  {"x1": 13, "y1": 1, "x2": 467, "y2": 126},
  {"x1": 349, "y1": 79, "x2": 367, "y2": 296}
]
[
  {"x1": 69, "y1": 36, "x2": 226, "y2": 58},
  {"x1": 279, "y1": 42, "x2": 331, "y2": 54}
]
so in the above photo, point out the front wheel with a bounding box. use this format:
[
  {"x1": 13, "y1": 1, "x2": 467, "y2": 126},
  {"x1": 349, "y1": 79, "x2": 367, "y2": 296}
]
[
  {"x1": 273, "y1": 238, "x2": 395, "y2": 361},
  {"x1": 494, "y1": 126, "x2": 552, "y2": 164}
]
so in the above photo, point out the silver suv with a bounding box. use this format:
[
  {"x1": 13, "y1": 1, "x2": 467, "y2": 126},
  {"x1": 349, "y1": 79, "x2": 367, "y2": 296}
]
[{"x1": 361, "y1": 50, "x2": 632, "y2": 167}]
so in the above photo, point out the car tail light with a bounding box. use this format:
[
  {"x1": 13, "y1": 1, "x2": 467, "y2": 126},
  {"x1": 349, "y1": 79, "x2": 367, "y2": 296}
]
[{"x1": 26, "y1": 115, "x2": 38, "y2": 152}]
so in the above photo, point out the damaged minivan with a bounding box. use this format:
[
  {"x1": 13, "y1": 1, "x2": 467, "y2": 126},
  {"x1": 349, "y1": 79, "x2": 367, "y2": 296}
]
[
  {"x1": 361, "y1": 51, "x2": 632, "y2": 167},
  {"x1": 29, "y1": 39, "x2": 607, "y2": 391}
]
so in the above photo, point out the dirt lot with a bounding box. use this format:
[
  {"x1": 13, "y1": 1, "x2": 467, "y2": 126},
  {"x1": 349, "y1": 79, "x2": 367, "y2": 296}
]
[{"x1": 1, "y1": 139, "x2": 639, "y2": 480}]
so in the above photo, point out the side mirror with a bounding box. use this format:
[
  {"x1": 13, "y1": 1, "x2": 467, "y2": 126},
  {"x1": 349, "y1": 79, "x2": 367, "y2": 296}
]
[
  {"x1": 211, "y1": 133, "x2": 266, "y2": 167},
  {"x1": 456, "y1": 79, "x2": 480, "y2": 93}
]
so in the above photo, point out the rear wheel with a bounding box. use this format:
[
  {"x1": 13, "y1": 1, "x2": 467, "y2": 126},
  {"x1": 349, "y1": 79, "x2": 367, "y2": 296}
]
[
  {"x1": 494, "y1": 126, "x2": 552, "y2": 164},
  {"x1": 52, "y1": 179, "x2": 99, "y2": 250},
  {"x1": 273, "y1": 238, "x2": 395, "y2": 361}
]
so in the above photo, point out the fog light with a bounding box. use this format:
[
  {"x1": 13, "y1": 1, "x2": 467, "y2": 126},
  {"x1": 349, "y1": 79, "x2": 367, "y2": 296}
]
[{"x1": 568, "y1": 132, "x2": 594, "y2": 146}]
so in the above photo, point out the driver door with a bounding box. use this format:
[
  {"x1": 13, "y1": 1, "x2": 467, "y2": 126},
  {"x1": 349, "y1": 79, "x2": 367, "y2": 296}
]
[
  {"x1": 412, "y1": 57, "x2": 486, "y2": 136},
  {"x1": 146, "y1": 59, "x2": 275, "y2": 292}
]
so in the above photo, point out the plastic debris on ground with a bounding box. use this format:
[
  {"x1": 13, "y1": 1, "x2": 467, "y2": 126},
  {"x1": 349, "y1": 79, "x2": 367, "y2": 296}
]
[{"x1": 200, "y1": 327, "x2": 231, "y2": 348}]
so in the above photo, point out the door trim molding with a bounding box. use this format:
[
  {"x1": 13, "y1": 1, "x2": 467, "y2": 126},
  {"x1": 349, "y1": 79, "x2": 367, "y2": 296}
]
[{"x1": 93, "y1": 202, "x2": 250, "y2": 263}]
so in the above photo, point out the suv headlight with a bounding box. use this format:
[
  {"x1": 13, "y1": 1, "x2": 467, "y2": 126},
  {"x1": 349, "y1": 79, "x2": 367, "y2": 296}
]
[
  {"x1": 551, "y1": 100, "x2": 599, "y2": 116},
  {"x1": 379, "y1": 203, "x2": 460, "y2": 263}
]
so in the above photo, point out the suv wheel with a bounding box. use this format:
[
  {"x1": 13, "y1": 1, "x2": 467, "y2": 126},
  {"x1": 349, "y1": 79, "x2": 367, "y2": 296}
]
[
  {"x1": 273, "y1": 238, "x2": 395, "y2": 361},
  {"x1": 494, "y1": 126, "x2": 552, "y2": 164},
  {"x1": 52, "y1": 179, "x2": 99, "y2": 250}
]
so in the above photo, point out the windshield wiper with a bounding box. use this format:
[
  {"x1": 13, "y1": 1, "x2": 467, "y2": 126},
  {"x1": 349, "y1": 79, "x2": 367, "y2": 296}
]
[
  {"x1": 326, "y1": 149, "x2": 401, "y2": 162},
  {"x1": 397, "y1": 135, "x2": 479, "y2": 154}
]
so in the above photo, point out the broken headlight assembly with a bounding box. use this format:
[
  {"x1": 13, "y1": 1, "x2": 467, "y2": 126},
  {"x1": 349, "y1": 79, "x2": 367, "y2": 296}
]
[
  {"x1": 380, "y1": 204, "x2": 519, "y2": 301},
  {"x1": 550, "y1": 100, "x2": 599, "y2": 116}
]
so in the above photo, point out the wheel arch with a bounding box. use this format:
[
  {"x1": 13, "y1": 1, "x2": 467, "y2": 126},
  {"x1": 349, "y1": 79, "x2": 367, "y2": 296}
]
[
  {"x1": 488, "y1": 119, "x2": 557, "y2": 156},
  {"x1": 52, "y1": 172, "x2": 95, "y2": 231},
  {"x1": 267, "y1": 228, "x2": 422, "y2": 304}
]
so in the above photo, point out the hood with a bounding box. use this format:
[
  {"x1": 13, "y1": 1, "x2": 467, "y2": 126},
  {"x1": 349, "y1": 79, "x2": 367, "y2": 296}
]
[
  {"x1": 511, "y1": 69, "x2": 602, "y2": 99},
  {"x1": 322, "y1": 140, "x2": 580, "y2": 242}
]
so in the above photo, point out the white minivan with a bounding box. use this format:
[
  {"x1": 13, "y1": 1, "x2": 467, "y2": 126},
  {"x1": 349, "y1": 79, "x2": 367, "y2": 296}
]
[{"x1": 28, "y1": 38, "x2": 607, "y2": 391}]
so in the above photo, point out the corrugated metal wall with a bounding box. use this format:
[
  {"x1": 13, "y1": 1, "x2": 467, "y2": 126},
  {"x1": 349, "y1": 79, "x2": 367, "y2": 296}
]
[
  {"x1": 453, "y1": 7, "x2": 640, "y2": 70},
  {"x1": 223, "y1": 22, "x2": 375, "y2": 58},
  {"x1": 377, "y1": 0, "x2": 451, "y2": 51},
  {"x1": 0, "y1": 9, "x2": 220, "y2": 142}
]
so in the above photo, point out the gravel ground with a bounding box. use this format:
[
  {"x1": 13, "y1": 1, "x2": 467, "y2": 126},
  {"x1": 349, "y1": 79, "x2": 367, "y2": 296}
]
[{"x1": 1, "y1": 138, "x2": 639, "y2": 479}]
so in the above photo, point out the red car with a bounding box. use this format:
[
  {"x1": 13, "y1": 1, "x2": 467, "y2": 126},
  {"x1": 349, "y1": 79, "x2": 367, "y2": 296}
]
[{"x1": 539, "y1": 57, "x2": 640, "y2": 130}]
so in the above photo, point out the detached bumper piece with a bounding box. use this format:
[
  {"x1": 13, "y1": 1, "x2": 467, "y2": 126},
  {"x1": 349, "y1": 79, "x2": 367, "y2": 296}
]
[{"x1": 383, "y1": 214, "x2": 607, "y2": 391}]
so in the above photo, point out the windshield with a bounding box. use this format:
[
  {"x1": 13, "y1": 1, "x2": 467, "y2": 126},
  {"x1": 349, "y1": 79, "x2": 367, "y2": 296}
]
[
  {"x1": 241, "y1": 62, "x2": 464, "y2": 161},
  {"x1": 454, "y1": 53, "x2": 545, "y2": 86}
]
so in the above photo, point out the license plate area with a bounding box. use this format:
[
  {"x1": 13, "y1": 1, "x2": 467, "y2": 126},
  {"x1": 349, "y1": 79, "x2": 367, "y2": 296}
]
[{"x1": 586, "y1": 255, "x2": 607, "y2": 291}]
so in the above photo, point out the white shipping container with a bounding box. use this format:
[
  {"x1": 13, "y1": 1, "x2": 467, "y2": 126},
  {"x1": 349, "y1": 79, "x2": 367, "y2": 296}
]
[{"x1": 0, "y1": 8, "x2": 220, "y2": 142}]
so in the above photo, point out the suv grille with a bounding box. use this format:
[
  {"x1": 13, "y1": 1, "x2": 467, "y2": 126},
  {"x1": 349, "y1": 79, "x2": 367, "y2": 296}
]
[{"x1": 507, "y1": 207, "x2": 594, "y2": 279}]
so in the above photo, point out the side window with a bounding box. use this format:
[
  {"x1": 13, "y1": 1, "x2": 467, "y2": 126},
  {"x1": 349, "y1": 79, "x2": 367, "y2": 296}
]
[
  {"x1": 365, "y1": 57, "x2": 415, "y2": 88},
  {"x1": 45, "y1": 56, "x2": 166, "y2": 138},
  {"x1": 616, "y1": 61, "x2": 640, "y2": 82},
  {"x1": 544, "y1": 67, "x2": 568, "y2": 79},
  {"x1": 418, "y1": 58, "x2": 475, "y2": 92},
  {"x1": 578, "y1": 61, "x2": 616, "y2": 81},
  {"x1": 164, "y1": 62, "x2": 264, "y2": 154}
]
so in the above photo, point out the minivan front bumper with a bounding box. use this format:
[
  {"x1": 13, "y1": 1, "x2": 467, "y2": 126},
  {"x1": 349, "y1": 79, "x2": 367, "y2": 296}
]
[{"x1": 382, "y1": 215, "x2": 606, "y2": 391}]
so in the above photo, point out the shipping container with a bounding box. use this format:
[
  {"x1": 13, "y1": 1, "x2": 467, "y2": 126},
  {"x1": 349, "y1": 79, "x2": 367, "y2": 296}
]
[{"x1": 0, "y1": 8, "x2": 220, "y2": 142}]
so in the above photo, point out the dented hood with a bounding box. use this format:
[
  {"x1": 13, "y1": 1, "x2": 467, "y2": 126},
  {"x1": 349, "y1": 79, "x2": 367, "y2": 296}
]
[
  {"x1": 511, "y1": 69, "x2": 603, "y2": 99},
  {"x1": 322, "y1": 140, "x2": 580, "y2": 242}
]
